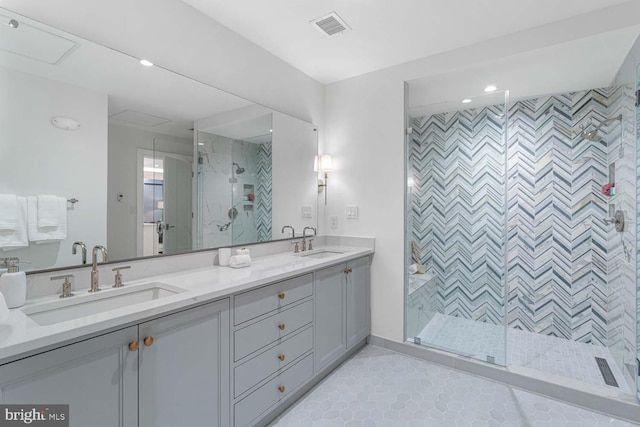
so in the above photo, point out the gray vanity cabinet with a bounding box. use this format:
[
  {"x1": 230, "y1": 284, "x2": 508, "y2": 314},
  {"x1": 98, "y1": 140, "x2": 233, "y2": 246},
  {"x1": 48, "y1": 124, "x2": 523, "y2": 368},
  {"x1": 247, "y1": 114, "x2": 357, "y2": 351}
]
[
  {"x1": 0, "y1": 299, "x2": 229, "y2": 427},
  {"x1": 138, "y1": 299, "x2": 230, "y2": 427},
  {"x1": 0, "y1": 326, "x2": 139, "y2": 427},
  {"x1": 314, "y1": 256, "x2": 370, "y2": 373}
]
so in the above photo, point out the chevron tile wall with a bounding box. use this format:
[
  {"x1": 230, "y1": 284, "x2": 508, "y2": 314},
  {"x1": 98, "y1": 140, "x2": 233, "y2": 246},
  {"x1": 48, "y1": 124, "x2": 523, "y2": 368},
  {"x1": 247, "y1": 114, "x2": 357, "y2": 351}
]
[
  {"x1": 409, "y1": 87, "x2": 636, "y2": 375},
  {"x1": 256, "y1": 142, "x2": 273, "y2": 242},
  {"x1": 409, "y1": 104, "x2": 507, "y2": 326}
]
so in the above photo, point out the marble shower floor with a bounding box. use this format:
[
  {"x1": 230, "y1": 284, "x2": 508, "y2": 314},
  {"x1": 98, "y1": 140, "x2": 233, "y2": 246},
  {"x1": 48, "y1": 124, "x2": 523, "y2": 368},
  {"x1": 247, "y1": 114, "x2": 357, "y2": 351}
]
[
  {"x1": 271, "y1": 346, "x2": 639, "y2": 427},
  {"x1": 415, "y1": 313, "x2": 633, "y2": 394}
]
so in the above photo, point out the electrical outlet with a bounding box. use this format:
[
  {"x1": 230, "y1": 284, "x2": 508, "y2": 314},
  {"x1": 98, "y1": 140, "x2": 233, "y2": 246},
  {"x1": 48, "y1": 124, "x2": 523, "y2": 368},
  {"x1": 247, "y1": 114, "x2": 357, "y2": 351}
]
[
  {"x1": 301, "y1": 205, "x2": 313, "y2": 218},
  {"x1": 330, "y1": 215, "x2": 338, "y2": 229},
  {"x1": 346, "y1": 205, "x2": 359, "y2": 219}
]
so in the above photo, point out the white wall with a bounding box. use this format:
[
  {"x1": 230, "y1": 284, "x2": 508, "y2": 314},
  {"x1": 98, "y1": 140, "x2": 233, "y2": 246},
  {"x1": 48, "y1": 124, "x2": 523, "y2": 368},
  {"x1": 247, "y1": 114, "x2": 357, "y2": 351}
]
[
  {"x1": 0, "y1": 67, "x2": 108, "y2": 270},
  {"x1": 107, "y1": 124, "x2": 192, "y2": 260},
  {"x1": 323, "y1": 75, "x2": 406, "y2": 342},
  {"x1": 271, "y1": 112, "x2": 318, "y2": 238}
]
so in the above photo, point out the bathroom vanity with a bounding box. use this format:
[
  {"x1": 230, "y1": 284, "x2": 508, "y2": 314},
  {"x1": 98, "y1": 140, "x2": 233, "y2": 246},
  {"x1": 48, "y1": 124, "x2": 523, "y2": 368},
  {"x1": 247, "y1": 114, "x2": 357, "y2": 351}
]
[{"x1": 0, "y1": 245, "x2": 372, "y2": 427}]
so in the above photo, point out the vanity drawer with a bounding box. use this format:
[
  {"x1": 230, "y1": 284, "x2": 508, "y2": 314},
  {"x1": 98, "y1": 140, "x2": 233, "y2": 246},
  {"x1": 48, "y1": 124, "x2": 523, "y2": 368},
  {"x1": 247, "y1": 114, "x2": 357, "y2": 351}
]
[
  {"x1": 235, "y1": 326, "x2": 313, "y2": 397},
  {"x1": 235, "y1": 300, "x2": 313, "y2": 361},
  {"x1": 234, "y1": 353, "x2": 314, "y2": 427},
  {"x1": 234, "y1": 273, "x2": 313, "y2": 325}
]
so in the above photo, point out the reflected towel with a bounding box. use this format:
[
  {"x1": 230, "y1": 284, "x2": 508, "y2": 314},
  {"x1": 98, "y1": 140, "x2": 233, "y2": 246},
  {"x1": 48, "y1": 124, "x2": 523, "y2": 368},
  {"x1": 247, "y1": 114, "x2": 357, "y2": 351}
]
[
  {"x1": 37, "y1": 194, "x2": 61, "y2": 227},
  {"x1": 0, "y1": 194, "x2": 18, "y2": 230},
  {"x1": 27, "y1": 197, "x2": 67, "y2": 242},
  {"x1": 0, "y1": 197, "x2": 28, "y2": 250}
]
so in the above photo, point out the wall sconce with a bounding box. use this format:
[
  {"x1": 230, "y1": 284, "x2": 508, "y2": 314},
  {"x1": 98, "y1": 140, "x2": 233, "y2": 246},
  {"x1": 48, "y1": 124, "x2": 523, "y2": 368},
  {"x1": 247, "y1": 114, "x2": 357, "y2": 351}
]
[{"x1": 314, "y1": 154, "x2": 333, "y2": 205}]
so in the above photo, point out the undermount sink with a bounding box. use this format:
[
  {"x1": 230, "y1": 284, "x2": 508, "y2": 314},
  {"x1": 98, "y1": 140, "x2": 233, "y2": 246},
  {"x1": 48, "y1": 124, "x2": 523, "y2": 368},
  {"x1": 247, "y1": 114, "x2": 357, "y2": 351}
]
[
  {"x1": 22, "y1": 282, "x2": 187, "y2": 326},
  {"x1": 298, "y1": 250, "x2": 345, "y2": 259}
]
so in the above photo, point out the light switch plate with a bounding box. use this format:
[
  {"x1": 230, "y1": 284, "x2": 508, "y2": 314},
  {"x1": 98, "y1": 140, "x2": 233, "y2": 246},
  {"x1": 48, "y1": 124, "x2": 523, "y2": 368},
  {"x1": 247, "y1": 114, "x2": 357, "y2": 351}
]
[
  {"x1": 346, "y1": 205, "x2": 359, "y2": 219},
  {"x1": 330, "y1": 215, "x2": 338, "y2": 229},
  {"x1": 301, "y1": 205, "x2": 313, "y2": 218}
]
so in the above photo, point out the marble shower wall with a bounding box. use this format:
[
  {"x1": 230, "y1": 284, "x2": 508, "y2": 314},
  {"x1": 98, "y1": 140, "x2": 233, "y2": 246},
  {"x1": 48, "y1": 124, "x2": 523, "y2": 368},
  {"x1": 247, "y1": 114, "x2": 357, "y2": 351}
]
[{"x1": 196, "y1": 131, "x2": 272, "y2": 249}]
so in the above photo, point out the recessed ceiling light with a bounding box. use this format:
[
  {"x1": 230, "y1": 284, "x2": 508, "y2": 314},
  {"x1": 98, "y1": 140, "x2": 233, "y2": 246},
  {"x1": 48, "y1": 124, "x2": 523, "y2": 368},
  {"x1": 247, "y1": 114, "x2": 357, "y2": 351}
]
[
  {"x1": 269, "y1": 129, "x2": 273, "y2": 133},
  {"x1": 140, "y1": 59, "x2": 154, "y2": 67},
  {"x1": 8, "y1": 19, "x2": 19, "y2": 29},
  {"x1": 484, "y1": 85, "x2": 498, "y2": 93},
  {"x1": 462, "y1": 99, "x2": 472, "y2": 104},
  {"x1": 198, "y1": 142, "x2": 204, "y2": 146}
]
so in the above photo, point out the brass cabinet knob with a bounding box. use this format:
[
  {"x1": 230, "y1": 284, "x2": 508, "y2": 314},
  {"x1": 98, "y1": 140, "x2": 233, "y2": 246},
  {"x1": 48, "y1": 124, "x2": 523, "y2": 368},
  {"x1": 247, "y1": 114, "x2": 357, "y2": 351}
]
[
  {"x1": 278, "y1": 292, "x2": 285, "y2": 300},
  {"x1": 278, "y1": 385, "x2": 285, "y2": 393},
  {"x1": 278, "y1": 354, "x2": 286, "y2": 361},
  {"x1": 278, "y1": 323, "x2": 286, "y2": 331},
  {"x1": 128, "y1": 341, "x2": 139, "y2": 352},
  {"x1": 143, "y1": 336, "x2": 154, "y2": 347},
  {"x1": 344, "y1": 268, "x2": 352, "y2": 274},
  {"x1": 347, "y1": 268, "x2": 353, "y2": 273}
]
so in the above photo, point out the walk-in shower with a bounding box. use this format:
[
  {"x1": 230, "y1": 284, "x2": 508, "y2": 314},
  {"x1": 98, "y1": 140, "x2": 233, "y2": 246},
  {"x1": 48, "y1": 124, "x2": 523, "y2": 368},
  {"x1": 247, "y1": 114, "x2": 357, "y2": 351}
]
[{"x1": 405, "y1": 84, "x2": 638, "y2": 399}]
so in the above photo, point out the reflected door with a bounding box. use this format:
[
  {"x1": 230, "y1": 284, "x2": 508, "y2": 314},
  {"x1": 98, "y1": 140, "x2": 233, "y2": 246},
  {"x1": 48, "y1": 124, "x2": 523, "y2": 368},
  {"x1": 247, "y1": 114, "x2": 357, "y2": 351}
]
[{"x1": 162, "y1": 156, "x2": 192, "y2": 255}]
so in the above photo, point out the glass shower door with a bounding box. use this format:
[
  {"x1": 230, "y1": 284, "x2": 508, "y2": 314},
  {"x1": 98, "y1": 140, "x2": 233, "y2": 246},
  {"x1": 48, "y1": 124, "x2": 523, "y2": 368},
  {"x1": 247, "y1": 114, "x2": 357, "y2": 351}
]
[{"x1": 405, "y1": 91, "x2": 509, "y2": 366}]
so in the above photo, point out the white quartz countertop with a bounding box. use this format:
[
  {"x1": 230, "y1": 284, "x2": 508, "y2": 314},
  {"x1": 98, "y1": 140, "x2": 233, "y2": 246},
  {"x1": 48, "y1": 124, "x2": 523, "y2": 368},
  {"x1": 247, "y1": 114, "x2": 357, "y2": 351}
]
[{"x1": 0, "y1": 246, "x2": 373, "y2": 363}]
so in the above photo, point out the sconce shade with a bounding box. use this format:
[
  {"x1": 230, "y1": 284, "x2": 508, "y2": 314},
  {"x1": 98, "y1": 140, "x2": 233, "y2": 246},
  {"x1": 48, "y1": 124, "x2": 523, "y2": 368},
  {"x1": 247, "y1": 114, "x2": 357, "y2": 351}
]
[{"x1": 314, "y1": 154, "x2": 333, "y2": 172}]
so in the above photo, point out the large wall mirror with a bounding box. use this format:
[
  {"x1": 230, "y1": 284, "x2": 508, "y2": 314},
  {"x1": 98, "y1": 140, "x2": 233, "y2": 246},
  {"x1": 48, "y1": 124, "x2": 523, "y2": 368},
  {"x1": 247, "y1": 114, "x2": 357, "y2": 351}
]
[{"x1": 0, "y1": 8, "x2": 318, "y2": 272}]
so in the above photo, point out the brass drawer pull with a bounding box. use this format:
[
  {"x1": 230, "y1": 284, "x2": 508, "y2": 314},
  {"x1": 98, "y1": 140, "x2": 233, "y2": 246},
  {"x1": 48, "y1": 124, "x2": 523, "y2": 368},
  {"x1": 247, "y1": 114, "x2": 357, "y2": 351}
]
[
  {"x1": 128, "y1": 341, "x2": 139, "y2": 352},
  {"x1": 278, "y1": 354, "x2": 286, "y2": 361},
  {"x1": 278, "y1": 385, "x2": 285, "y2": 393},
  {"x1": 278, "y1": 324, "x2": 286, "y2": 331},
  {"x1": 143, "y1": 336, "x2": 154, "y2": 347},
  {"x1": 278, "y1": 292, "x2": 285, "y2": 300}
]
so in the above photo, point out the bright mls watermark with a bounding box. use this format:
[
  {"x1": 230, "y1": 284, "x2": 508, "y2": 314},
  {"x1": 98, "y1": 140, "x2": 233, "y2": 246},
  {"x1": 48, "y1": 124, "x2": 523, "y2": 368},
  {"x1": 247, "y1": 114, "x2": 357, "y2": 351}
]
[{"x1": 1, "y1": 405, "x2": 68, "y2": 426}]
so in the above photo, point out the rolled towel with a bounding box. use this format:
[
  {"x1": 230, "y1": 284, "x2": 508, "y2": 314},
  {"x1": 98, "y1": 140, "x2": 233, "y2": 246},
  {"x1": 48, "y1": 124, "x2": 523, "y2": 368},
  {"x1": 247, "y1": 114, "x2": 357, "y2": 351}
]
[
  {"x1": 0, "y1": 195, "x2": 18, "y2": 230},
  {"x1": 229, "y1": 254, "x2": 251, "y2": 268},
  {"x1": 236, "y1": 248, "x2": 250, "y2": 256},
  {"x1": 37, "y1": 194, "x2": 60, "y2": 227}
]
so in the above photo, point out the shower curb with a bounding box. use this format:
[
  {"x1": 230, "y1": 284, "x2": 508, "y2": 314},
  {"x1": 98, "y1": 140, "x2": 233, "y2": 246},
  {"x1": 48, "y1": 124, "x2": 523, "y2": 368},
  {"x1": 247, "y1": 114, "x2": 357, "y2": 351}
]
[{"x1": 369, "y1": 336, "x2": 640, "y2": 424}]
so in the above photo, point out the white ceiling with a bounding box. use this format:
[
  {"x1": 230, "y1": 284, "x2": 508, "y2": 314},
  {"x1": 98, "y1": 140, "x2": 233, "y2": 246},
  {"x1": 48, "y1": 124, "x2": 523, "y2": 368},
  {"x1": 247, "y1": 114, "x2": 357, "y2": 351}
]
[
  {"x1": 408, "y1": 25, "x2": 640, "y2": 117},
  {"x1": 182, "y1": 0, "x2": 634, "y2": 84}
]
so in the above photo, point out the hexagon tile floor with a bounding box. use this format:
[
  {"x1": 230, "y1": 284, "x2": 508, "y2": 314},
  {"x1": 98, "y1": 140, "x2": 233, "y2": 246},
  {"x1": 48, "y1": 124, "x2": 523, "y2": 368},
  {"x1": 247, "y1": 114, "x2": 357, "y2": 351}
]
[{"x1": 270, "y1": 346, "x2": 639, "y2": 427}]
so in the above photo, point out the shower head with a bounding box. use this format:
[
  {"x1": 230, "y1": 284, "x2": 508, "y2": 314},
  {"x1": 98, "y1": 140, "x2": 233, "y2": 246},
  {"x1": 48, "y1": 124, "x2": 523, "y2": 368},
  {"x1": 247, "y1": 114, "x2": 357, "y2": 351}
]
[
  {"x1": 232, "y1": 162, "x2": 245, "y2": 174},
  {"x1": 580, "y1": 114, "x2": 622, "y2": 141}
]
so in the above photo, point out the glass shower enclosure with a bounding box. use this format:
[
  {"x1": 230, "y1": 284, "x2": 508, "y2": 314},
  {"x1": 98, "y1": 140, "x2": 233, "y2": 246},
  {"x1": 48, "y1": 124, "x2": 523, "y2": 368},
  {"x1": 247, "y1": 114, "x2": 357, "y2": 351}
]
[{"x1": 406, "y1": 80, "x2": 639, "y2": 398}]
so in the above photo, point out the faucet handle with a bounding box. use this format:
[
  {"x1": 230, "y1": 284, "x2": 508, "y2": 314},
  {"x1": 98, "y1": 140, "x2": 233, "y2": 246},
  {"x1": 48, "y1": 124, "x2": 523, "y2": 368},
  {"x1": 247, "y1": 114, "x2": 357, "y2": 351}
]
[
  {"x1": 290, "y1": 241, "x2": 300, "y2": 253},
  {"x1": 50, "y1": 274, "x2": 74, "y2": 298},
  {"x1": 112, "y1": 266, "x2": 131, "y2": 288},
  {"x1": 308, "y1": 239, "x2": 314, "y2": 251}
]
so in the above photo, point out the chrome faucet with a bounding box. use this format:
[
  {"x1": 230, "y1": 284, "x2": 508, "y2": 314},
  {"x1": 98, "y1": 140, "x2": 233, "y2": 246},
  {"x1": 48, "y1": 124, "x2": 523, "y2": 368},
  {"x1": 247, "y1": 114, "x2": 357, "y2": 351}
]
[
  {"x1": 302, "y1": 227, "x2": 316, "y2": 252},
  {"x1": 72, "y1": 241, "x2": 87, "y2": 264},
  {"x1": 281, "y1": 225, "x2": 295, "y2": 238},
  {"x1": 90, "y1": 245, "x2": 108, "y2": 293}
]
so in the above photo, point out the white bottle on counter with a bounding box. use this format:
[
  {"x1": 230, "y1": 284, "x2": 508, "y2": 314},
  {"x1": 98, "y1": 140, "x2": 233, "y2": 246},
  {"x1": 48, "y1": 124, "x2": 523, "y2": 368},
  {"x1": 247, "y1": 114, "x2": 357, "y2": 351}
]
[{"x1": 0, "y1": 257, "x2": 26, "y2": 308}]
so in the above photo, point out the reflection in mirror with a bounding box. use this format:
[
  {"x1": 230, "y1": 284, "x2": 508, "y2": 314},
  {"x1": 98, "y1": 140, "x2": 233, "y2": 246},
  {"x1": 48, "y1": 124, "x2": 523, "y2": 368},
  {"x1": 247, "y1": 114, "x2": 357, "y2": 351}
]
[{"x1": 0, "y1": 8, "x2": 318, "y2": 272}]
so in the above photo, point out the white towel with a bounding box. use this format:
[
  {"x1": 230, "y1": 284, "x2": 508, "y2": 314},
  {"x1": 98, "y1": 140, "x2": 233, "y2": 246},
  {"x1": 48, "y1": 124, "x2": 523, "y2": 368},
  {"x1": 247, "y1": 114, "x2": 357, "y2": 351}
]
[
  {"x1": 27, "y1": 196, "x2": 67, "y2": 242},
  {"x1": 37, "y1": 194, "x2": 60, "y2": 227},
  {"x1": 0, "y1": 197, "x2": 28, "y2": 250},
  {"x1": 229, "y1": 254, "x2": 251, "y2": 268},
  {"x1": 0, "y1": 194, "x2": 18, "y2": 230}
]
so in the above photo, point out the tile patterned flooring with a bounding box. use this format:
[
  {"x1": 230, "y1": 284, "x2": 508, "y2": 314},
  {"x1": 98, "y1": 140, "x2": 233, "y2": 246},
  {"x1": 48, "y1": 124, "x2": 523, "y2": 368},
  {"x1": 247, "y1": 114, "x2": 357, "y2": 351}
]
[
  {"x1": 416, "y1": 314, "x2": 633, "y2": 394},
  {"x1": 271, "y1": 346, "x2": 639, "y2": 427}
]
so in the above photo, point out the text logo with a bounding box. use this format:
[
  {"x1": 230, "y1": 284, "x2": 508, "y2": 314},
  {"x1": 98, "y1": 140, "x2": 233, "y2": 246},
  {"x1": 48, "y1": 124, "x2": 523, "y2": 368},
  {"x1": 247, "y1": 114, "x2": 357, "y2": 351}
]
[{"x1": 0, "y1": 405, "x2": 68, "y2": 426}]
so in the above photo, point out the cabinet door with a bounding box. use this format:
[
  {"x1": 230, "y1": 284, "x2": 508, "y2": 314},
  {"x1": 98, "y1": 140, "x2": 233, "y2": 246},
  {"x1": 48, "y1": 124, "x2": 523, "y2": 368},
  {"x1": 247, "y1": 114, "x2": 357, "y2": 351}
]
[
  {"x1": 0, "y1": 327, "x2": 138, "y2": 427},
  {"x1": 314, "y1": 263, "x2": 346, "y2": 372},
  {"x1": 346, "y1": 256, "x2": 370, "y2": 349},
  {"x1": 138, "y1": 299, "x2": 230, "y2": 427}
]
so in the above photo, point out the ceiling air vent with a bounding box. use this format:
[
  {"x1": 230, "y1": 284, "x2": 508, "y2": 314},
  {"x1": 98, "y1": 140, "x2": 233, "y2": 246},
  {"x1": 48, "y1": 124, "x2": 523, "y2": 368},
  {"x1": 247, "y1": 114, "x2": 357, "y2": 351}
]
[{"x1": 310, "y1": 12, "x2": 351, "y2": 36}]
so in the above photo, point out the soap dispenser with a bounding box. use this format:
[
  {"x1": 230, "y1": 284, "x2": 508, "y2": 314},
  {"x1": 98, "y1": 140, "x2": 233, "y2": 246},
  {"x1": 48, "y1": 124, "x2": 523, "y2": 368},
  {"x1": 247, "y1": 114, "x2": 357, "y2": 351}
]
[{"x1": 0, "y1": 257, "x2": 27, "y2": 308}]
